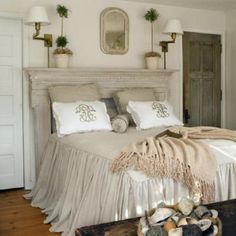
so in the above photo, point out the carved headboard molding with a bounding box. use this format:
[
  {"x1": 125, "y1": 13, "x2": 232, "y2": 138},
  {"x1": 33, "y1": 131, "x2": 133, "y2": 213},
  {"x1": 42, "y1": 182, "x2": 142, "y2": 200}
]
[{"x1": 25, "y1": 67, "x2": 177, "y2": 176}]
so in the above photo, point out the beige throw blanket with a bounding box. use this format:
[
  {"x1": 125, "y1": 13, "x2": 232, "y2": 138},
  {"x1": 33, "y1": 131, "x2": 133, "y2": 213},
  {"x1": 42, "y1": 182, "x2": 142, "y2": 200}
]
[{"x1": 111, "y1": 126, "x2": 236, "y2": 202}]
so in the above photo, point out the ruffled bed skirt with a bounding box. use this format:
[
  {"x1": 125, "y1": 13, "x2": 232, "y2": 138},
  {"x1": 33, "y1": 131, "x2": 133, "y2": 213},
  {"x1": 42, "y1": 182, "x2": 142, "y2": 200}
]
[{"x1": 25, "y1": 136, "x2": 236, "y2": 236}]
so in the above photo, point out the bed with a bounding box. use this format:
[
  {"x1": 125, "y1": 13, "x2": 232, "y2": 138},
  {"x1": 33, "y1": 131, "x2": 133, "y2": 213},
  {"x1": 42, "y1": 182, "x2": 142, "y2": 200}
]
[{"x1": 25, "y1": 68, "x2": 236, "y2": 236}]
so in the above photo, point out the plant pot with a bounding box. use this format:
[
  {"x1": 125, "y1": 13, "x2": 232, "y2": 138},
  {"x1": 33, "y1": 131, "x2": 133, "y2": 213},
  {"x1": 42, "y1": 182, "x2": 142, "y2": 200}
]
[
  {"x1": 146, "y1": 56, "x2": 159, "y2": 70},
  {"x1": 55, "y1": 54, "x2": 70, "y2": 68}
]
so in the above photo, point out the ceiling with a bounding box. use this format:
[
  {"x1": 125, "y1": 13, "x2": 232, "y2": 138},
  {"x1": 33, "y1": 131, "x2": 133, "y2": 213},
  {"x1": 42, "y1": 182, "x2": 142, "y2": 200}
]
[{"x1": 123, "y1": 0, "x2": 236, "y2": 11}]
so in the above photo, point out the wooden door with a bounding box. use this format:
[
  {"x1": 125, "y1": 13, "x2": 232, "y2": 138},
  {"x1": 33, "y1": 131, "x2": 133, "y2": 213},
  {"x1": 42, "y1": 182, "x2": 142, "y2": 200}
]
[
  {"x1": 183, "y1": 32, "x2": 221, "y2": 127},
  {"x1": 0, "y1": 18, "x2": 23, "y2": 189}
]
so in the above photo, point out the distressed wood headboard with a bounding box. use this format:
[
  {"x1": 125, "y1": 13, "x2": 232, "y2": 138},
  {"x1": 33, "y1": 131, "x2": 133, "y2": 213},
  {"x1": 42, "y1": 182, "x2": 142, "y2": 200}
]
[{"x1": 25, "y1": 68, "x2": 177, "y2": 176}]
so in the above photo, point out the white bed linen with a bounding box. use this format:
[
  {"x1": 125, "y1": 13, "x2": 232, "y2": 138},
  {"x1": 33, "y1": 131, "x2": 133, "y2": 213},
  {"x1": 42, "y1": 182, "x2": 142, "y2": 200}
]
[{"x1": 25, "y1": 128, "x2": 236, "y2": 236}]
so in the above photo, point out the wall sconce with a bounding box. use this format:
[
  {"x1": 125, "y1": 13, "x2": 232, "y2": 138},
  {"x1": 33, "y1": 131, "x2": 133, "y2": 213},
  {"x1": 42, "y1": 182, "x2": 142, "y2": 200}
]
[
  {"x1": 159, "y1": 19, "x2": 183, "y2": 69},
  {"x1": 25, "y1": 6, "x2": 53, "y2": 68}
]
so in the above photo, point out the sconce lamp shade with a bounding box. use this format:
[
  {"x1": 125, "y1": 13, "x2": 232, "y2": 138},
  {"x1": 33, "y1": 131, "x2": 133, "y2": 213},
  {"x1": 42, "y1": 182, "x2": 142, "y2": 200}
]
[
  {"x1": 25, "y1": 6, "x2": 50, "y2": 26},
  {"x1": 163, "y1": 19, "x2": 183, "y2": 35}
]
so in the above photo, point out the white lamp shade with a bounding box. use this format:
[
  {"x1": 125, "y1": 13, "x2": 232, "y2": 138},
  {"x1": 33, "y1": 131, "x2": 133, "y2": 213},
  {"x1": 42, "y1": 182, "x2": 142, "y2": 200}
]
[
  {"x1": 25, "y1": 6, "x2": 50, "y2": 26},
  {"x1": 163, "y1": 19, "x2": 183, "y2": 35}
]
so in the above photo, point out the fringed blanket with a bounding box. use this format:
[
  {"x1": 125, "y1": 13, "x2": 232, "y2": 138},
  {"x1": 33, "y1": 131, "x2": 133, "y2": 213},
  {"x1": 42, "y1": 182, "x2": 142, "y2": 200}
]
[{"x1": 111, "y1": 126, "x2": 236, "y2": 202}]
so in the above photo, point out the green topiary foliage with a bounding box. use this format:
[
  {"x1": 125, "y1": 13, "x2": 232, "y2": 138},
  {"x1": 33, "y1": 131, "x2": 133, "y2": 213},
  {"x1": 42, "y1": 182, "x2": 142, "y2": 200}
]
[
  {"x1": 57, "y1": 5, "x2": 69, "y2": 18},
  {"x1": 144, "y1": 8, "x2": 159, "y2": 23},
  {"x1": 54, "y1": 5, "x2": 73, "y2": 55},
  {"x1": 56, "y1": 36, "x2": 68, "y2": 48},
  {"x1": 144, "y1": 8, "x2": 160, "y2": 54}
]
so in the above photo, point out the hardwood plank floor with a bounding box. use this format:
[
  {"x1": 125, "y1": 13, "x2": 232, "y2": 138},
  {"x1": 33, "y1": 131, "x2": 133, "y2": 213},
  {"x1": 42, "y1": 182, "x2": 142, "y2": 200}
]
[{"x1": 0, "y1": 189, "x2": 60, "y2": 236}]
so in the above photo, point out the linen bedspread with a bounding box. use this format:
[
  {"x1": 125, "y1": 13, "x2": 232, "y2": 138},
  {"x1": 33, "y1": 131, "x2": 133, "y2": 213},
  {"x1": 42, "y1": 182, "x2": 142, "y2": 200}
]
[{"x1": 25, "y1": 128, "x2": 236, "y2": 236}]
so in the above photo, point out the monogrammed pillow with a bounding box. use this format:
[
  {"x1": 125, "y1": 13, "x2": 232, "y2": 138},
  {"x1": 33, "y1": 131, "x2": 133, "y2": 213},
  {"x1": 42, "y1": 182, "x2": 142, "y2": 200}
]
[
  {"x1": 127, "y1": 101, "x2": 183, "y2": 130},
  {"x1": 52, "y1": 101, "x2": 112, "y2": 137}
]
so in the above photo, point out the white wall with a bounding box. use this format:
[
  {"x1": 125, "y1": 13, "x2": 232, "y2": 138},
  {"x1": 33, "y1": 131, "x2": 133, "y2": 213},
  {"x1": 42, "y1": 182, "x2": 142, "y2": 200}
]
[
  {"x1": 226, "y1": 10, "x2": 236, "y2": 129},
  {"x1": 0, "y1": 0, "x2": 226, "y2": 68},
  {"x1": 1, "y1": 0, "x2": 226, "y2": 114}
]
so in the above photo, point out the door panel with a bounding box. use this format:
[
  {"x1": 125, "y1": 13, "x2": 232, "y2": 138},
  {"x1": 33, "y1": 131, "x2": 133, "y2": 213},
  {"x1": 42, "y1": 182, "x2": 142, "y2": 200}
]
[
  {"x1": 183, "y1": 32, "x2": 221, "y2": 127},
  {"x1": 0, "y1": 18, "x2": 23, "y2": 190},
  {"x1": 202, "y1": 43, "x2": 214, "y2": 72},
  {"x1": 0, "y1": 66, "x2": 13, "y2": 88},
  {"x1": 189, "y1": 78, "x2": 200, "y2": 126},
  {"x1": 0, "y1": 96, "x2": 13, "y2": 114},
  {"x1": 0, "y1": 35, "x2": 13, "y2": 56},
  {"x1": 190, "y1": 42, "x2": 201, "y2": 72},
  {"x1": 202, "y1": 79, "x2": 213, "y2": 125}
]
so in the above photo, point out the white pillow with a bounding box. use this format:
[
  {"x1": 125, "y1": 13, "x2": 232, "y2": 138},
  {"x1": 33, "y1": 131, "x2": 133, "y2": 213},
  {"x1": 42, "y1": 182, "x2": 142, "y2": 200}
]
[
  {"x1": 127, "y1": 101, "x2": 183, "y2": 130},
  {"x1": 53, "y1": 101, "x2": 112, "y2": 137}
]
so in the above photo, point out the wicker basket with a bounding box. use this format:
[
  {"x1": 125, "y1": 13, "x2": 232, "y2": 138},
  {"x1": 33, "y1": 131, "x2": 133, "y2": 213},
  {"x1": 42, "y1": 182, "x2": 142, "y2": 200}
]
[{"x1": 137, "y1": 206, "x2": 222, "y2": 236}]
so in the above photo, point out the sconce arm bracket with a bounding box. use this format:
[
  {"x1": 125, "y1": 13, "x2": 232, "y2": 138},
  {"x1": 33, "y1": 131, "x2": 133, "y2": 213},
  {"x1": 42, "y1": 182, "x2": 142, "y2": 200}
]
[
  {"x1": 159, "y1": 32, "x2": 177, "y2": 52},
  {"x1": 33, "y1": 23, "x2": 53, "y2": 47},
  {"x1": 159, "y1": 40, "x2": 175, "y2": 53},
  {"x1": 33, "y1": 34, "x2": 53, "y2": 48}
]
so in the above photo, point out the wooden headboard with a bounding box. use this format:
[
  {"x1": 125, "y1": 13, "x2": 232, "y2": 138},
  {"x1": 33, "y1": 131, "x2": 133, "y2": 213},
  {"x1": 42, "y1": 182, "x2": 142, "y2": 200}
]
[{"x1": 25, "y1": 68, "x2": 177, "y2": 176}]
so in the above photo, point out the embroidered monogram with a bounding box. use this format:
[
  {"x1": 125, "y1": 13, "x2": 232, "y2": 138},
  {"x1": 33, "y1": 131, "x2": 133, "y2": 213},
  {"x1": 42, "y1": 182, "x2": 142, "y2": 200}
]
[
  {"x1": 75, "y1": 104, "x2": 96, "y2": 122},
  {"x1": 152, "y1": 102, "x2": 169, "y2": 118}
]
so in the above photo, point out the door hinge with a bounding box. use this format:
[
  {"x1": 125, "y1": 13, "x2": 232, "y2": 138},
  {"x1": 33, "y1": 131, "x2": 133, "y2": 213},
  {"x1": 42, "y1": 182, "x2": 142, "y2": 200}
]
[
  {"x1": 220, "y1": 90, "x2": 223, "y2": 101},
  {"x1": 220, "y1": 44, "x2": 222, "y2": 54}
]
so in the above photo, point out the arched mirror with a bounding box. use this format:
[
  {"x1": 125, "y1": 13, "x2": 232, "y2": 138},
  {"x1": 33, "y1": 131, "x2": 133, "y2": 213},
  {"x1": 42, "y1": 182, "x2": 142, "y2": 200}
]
[{"x1": 100, "y1": 8, "x2": 129, "y2": 55}]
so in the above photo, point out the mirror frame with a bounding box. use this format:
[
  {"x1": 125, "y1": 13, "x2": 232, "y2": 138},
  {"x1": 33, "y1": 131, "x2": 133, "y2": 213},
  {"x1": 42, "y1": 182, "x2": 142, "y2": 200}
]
[{"x1": 100, "y1": 7, "x2": 129, "y2": 55}]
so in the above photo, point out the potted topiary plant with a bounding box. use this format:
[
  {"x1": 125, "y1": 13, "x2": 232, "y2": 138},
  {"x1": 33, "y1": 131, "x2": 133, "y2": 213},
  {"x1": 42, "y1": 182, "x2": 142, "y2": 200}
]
[
  {"x1": 54, "y1": 36, "x2": 72, "y2": 68},
  {"x1": 144, "y1": 8, "x2": 161, "y2": 69},
  {"x1": 54, "y1": 5, "x2": 72, "y2": 68}
]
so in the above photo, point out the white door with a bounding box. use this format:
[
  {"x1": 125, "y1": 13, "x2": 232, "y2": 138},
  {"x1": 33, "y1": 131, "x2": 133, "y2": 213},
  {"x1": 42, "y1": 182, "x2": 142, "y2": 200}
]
[{"x1": 0, "y1": 18, "x2": 23, "y2": 189}]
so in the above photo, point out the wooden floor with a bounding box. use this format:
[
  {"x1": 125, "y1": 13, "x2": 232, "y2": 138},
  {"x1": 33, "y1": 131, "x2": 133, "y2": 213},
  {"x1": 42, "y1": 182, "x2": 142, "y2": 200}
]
[{"x1": 0, "y1": 189, "x2": 60, "y2": 236}]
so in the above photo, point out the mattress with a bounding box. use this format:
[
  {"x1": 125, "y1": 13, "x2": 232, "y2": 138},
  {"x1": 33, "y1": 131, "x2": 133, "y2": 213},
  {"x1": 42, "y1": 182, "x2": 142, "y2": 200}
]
[{"x1": 26, "y1": 128, "x2": 236, "y2": 236}]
